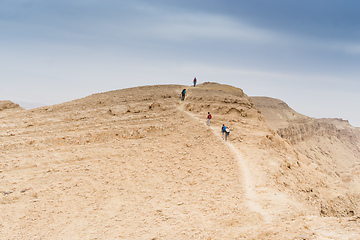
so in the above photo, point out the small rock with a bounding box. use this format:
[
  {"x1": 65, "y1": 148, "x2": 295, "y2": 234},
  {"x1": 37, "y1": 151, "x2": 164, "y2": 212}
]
[{"x1": 20, "y1": 188, "x2": 31, "y2": 193}]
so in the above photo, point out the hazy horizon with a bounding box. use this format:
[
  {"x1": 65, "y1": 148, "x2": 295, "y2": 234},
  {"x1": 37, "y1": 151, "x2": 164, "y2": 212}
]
[{"x1": 2, "y1": 1, "x2": 360, "y2": 126}]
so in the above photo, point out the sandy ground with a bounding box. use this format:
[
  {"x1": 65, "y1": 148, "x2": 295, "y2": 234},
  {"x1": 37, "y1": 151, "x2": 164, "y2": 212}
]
[{"x1": 1, "y1": 83, "x2": 360, "y2": 239}]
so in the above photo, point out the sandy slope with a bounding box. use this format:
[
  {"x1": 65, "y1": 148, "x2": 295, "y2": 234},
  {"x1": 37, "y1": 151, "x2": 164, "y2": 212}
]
[{"x1": 1, "y1": 83, "x2": 360, "y2": 239}]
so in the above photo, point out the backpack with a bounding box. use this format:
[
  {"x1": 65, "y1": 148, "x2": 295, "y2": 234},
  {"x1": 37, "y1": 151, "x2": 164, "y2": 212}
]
[
  {"x1": 208, "y1": 114, "x2": 212, "y2": 119},
  {"x1": 225, "y1": 128, "x2": 230, "y2": 134}
]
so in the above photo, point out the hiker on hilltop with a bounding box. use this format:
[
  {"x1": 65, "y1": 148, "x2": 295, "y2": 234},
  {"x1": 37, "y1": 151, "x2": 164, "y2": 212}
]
[
  {"x1": 193, "y1": 77, "x2": 197, "y2": 87},
  {"x1": 181, "y1": 89, "x2": 186, "y2": 101},
  {"x1": 207, "y1": 112, "x2": 212, "y2": 126}
]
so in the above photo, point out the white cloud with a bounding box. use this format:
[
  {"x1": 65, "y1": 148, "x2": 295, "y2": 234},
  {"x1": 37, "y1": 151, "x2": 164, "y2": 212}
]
[
  {"x1": 118, "y1": 3, "x2": 278, "y2": 44},
  {"x1": 144, "y1": 13, "x2": 277, "y2": 43}
]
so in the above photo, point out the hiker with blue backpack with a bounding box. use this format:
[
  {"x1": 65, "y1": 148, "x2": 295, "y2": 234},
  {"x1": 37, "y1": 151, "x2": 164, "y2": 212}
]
[
  {"x1": 222, "y1": 124, "x2": 230, "y2": 141},
  {"x1": 181, "y1": 89, "x2": 186, "y2": 101},
  {"x1": 222, "y1": 124, "x2": 226, "y2": 139}
]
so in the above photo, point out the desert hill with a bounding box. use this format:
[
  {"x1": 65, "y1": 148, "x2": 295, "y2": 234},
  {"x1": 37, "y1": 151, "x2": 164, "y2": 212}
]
[{"x1": 1, "y1": 83, "x2": 360, "y2": 239}]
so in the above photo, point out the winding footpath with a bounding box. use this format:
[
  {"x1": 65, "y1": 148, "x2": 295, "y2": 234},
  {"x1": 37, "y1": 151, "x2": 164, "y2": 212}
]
[{"x1": 178, "y1": 105, "x2": 272, "y2": 223}]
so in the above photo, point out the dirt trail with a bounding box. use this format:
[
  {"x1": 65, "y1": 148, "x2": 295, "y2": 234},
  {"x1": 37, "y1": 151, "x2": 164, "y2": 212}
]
[{"x1": 178, "y1": 104, "x2": 272, "y2": 223}]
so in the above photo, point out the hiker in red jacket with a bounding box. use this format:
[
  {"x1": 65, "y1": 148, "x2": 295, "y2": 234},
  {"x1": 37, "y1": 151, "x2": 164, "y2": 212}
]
[
  {"x1": 193, "y1": 77, "x2": 197, "y2": 87},
  {"x1": 207, "y1": 112, "x2": 212, "y2": 126}
]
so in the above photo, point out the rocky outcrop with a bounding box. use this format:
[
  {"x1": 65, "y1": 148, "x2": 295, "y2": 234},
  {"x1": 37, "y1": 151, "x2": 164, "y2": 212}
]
[{"x1": 0, "y1": 101, "x2": 24, "y2": 111}]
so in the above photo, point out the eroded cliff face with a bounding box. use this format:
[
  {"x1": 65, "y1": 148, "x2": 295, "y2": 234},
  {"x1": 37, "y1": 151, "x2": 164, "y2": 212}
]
[
  {"x1": 276, "y1": 118, "x2": 360, "y2": 145},
  {"x1": 251, "y1": 97, "x2": 360, "y2": 145},
  {"x1": 252, "y1": 96, "x2": 360, "y2": 218}
]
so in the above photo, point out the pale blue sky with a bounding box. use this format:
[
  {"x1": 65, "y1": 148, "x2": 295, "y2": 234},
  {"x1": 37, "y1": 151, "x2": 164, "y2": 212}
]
[{"x1": 1, "y1": 0, "x2": 360, "y2": 126}]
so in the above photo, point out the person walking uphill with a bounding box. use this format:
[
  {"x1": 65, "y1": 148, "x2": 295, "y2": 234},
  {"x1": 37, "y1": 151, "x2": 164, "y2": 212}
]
[
  {"x1": 181, "y1": 89, "x2": 186, "y2": 101},
  {"x1": 225, "y1": 126, "x2": 230, "y2": 141},
  {"x1": 221, "y1": 124, "x2": 230, "y2": 141},
  {"x1": 193, "y1": 77, "x2": 197, "y2": 87},
  {"x1": 222, "y1": 124, "x2": 226, "y2": 139},
  {"x1": 207, "y1": 112, "x2": 212, "y2": 126}
]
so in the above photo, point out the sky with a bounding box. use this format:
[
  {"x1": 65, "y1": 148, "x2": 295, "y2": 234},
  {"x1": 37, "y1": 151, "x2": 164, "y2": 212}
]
[{"x1": 1, "y1": 0, "x2": 360, "y2": 126}]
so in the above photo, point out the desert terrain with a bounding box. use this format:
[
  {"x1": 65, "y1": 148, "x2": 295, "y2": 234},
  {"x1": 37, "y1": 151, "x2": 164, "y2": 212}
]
[{"x1": 1, "y1": 83, "x2": 360, "y2": 239}]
